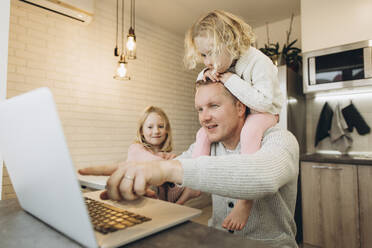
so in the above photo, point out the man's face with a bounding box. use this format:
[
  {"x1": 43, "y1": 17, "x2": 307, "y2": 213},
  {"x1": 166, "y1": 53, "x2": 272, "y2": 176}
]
[{"x1": 195, "y1": 83, "x2": 245, "y2": 149}]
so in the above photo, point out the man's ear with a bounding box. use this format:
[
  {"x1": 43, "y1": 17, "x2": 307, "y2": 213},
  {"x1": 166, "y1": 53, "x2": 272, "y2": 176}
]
[{"x1": 236, "y1": 101, "x2": 246, "y2": 118}]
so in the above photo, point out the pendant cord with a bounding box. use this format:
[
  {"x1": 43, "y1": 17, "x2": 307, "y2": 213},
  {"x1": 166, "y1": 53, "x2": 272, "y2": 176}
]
[
  {"x1": 121, "y1": 0, "x2": 125, "y2": 55},
  {"x1": 114, "y1": 0, "x2": 119, "y2": 56},
  {"x1": 131, "y1": 0, "x2": 135, "y2": 29}
]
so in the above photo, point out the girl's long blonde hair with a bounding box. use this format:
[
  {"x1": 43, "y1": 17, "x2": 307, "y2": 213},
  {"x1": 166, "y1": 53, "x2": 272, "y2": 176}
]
[
  {"x1": 184, "y1": 10, "x2": 256, "y2": 70},
  {"x1": 134, "y1": 106, "x2": 173, "y2": 152}
]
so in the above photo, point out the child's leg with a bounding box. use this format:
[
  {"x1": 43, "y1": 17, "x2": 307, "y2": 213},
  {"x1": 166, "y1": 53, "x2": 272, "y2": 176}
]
[
  {"x1": 240, "y1": 112, "x2": 278, "y2": 154},
  {"x1": 191, "y1": 127, "x2": 211, "y2": 158},
  {"x1": 223, "y1": 112, "x2": 278, "y2": 231},
  {"x1": 170, "y1": 128, "x2": 209, "y2": 203},
  {"x1": 172, "y1": 127, "x2": 210, "y2": 203},
  {"x1": 222, "y1": 200, "x2": 253, "y2": 231}
]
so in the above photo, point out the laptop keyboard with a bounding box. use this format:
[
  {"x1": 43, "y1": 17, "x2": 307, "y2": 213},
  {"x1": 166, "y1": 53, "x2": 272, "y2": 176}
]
[{"x1": 85, "y1": 197, "x2": 151, "y2": 235}]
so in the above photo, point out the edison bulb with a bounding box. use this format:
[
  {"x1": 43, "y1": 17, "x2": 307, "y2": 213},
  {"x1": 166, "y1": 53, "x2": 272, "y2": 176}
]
[
  {"x1": 117, "y1": 62, "x2": 127, "y2": 78},
  {"x1": 126, "y1": 36, "x2": 136, "y2": 51}
]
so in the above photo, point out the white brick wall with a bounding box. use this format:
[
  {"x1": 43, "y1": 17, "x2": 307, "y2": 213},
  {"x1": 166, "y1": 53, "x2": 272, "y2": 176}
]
[{"x1": 3, "y1": 0, "x2": 200, "y2": 199}]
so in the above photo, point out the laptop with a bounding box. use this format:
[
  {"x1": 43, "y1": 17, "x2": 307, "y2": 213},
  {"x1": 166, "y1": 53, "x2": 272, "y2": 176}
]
[
  {"x1": 78, "y1": 174, "x2": 108, "y2": 190},
  {"x1": 0, "y1": 87, "x2": 201, "y2": 248}
]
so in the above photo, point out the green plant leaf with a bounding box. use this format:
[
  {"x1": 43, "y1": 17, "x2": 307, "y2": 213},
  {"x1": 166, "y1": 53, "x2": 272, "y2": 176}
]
[{"x1": 287, "y1": 39, "x2": 298, "y2": 48}]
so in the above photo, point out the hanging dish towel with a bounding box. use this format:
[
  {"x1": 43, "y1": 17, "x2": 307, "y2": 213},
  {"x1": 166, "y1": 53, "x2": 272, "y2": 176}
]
[
  {"x1": 342, "y1": 102, "x2": 371, "y2": 135},
  {"x1": 315, "y1": 102, "x2": 333, "y2": 146},
  {"x1": 330, "y1": 104, "x2": 352, "y2": 153}
]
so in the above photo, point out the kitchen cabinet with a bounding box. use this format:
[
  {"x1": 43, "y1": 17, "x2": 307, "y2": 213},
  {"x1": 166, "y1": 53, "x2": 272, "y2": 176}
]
[
  {"x1": 358, "y1": 166, "x2": 372, "y2": 248},
  {"x1": 301, "y1": 162, "x2": 360, "y2": 248}
]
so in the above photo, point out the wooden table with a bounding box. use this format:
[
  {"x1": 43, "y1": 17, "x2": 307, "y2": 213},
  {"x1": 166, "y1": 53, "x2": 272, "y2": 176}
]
[{"x1": 0, "y1": 198, "x2": 270, "y2": 248}]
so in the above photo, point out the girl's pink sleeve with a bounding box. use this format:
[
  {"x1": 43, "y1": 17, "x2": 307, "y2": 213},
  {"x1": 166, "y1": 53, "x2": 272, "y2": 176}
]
[{"x1": 126, "y1": 143, "x2": 163, "y2": 162}]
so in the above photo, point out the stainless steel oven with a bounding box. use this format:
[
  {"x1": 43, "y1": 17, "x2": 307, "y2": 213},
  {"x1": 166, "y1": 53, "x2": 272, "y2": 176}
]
[{"x1": 303, "y1": 40, "x2": 372, "y2": 93}]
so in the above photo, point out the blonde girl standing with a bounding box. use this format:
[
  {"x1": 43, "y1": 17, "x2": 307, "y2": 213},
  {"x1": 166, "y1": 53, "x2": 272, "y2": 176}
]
[
  {"x1": 126, "y1": 106, "x2": 183, "y2": 202},
  {"x1": 184, "y1": 10, "x2": 284, "y2": 231}
]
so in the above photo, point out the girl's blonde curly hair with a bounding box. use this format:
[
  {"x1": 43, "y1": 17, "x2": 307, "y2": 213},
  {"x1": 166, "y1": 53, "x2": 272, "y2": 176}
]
[
  {"x1": 134, "y1": 106, "x2": 173, "y2": 153},
  {"x1": 184, "y1": 10, "x2": 256, "y2": 70}
]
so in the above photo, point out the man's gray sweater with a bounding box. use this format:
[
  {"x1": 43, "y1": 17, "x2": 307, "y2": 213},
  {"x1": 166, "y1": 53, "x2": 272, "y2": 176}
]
[{"x1": 178, "y1": 127, "x2": 299, "y2": 248}]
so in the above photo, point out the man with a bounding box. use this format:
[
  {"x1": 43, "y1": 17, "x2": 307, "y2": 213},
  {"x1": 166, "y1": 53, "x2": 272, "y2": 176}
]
[{"x1": 80, "y1": 80, "x2": 299, "y2": 247}]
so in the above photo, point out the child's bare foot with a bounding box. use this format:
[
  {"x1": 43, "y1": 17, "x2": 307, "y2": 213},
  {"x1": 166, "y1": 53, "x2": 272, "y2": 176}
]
[
  {"x1": 222, "y1": 200, "x2": 252, "y2": 231},
  {"x1": 175, "y1": 187, "x2": 201, "y2": 205}
]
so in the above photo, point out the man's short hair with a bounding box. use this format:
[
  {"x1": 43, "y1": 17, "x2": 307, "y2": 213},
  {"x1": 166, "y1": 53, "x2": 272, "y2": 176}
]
[
  {"x1": 195, "y1": 79, "x2": 237, "y2": 102},
  {"x1": 195, "y1": 79, "x2": 250, "y2": 117}
]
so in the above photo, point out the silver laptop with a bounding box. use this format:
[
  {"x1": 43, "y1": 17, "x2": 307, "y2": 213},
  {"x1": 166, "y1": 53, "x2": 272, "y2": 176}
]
[
  {"x1": 0, "y1": 87, "x2": 201, "y2": 248},
  {"x1": 78, "y1": 174, "x2": 108, "y2": 190}
]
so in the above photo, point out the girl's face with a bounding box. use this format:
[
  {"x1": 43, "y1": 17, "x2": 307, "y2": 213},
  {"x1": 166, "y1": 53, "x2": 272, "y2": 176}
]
[
  {"x1": 194, "y1": 36, "x2": 233, "y2": 74},
  {"x1": 142, "y1": 112, "x2": 167, "y2": 150}
]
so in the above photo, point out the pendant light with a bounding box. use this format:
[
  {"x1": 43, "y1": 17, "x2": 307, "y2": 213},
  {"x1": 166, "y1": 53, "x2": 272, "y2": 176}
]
[
  {"x1": 114, "y1": 53, "x2": 130, "y2": 80},
  {"x1": 114, "y1": 0, "x2": 130, "y2": 80},
  {"x1": 126, "y1": 0, "x2": 136, "y2": 59}
]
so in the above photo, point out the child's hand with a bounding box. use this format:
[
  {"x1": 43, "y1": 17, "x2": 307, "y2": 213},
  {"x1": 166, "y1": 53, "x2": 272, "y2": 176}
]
[
  {"x1": 175, "y1": 187, "x2": 201, "y2": 205},
  {"x1": 218, "y1": 72, "x2": 233, "y2": 83},
  {"x1": 203, "y1": 68, "x2": 220, "y2": 82},
  {"x1": 157, "y1": 152, "x2": 177, "y2": 160},
  {"x1": 144, "y1": 188, "x2": 158, "y2": 199}
]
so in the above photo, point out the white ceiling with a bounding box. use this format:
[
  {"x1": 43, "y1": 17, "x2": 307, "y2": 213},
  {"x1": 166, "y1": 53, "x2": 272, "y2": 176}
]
[{"x1": 136, "y1": 0, "x2": 301, "y2": 36}]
